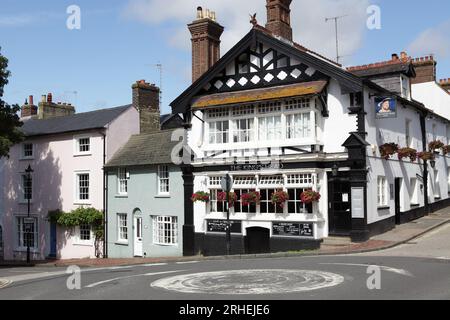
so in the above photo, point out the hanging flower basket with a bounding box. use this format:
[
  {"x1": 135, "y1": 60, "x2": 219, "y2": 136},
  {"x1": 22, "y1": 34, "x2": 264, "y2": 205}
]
[
  {"x1": 300, "y1": 190, "x2": 321, "y2": 204},
  {"x1": 397, "y1": 147, "x2": 417, "y2": 162},
  {"x1": 428, "y1": 140, "x2": 445, "y2": 152},
  {"x1": 217, "y1": 191, "x2": 237, "y2": 207},
  {"x1": 442, "y1": 145, "x2": 450, "y2": 155},
  {"x1": 271, "y1": 190, "x2": 289, "y2": 209},
  {"x1": 379, "y1": 143, "x2": 399, "y2": 160},
  {"x1": 240, "y1": 191, "x2": 261, "y2": 206},
  {"x1": 417, "y1": 151, "x2": 435, "y2": 161},
  {"x1": 191, "y1": 191, "x2": 210, "y2": 203}
]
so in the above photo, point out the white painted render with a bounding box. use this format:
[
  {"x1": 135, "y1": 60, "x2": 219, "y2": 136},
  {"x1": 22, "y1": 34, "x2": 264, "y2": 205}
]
[{"x1": 412, "y1": 82, "x2": 450, "y2": 121}]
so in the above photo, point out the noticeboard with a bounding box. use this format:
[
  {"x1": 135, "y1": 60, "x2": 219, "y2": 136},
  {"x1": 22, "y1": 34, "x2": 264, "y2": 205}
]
[
  {"x1": 272, "y1": 222, "x2": 314, "y2": 237},
  {"x1": 207, "y1": 220, "x2": 242, "y2": 234}
]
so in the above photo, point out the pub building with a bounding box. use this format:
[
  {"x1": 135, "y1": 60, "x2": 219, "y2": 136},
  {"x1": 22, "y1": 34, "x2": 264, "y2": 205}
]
[{"x1": 171, "y1": 1, "x2": 450, "y2": 256}]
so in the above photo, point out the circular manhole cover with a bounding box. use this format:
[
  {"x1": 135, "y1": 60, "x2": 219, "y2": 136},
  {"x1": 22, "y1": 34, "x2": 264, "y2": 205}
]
[{"x1": 151, "y1": 269, "x2": 344, "y2": 295}]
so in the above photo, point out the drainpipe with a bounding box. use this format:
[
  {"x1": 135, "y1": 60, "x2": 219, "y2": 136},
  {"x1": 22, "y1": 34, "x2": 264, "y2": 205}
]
[
  {"x1": 102, "y1": 132, "x2": 108, "y2": 258},
  {"x1": 420, "y1": 114, "x2": 429, "y2": 215}
]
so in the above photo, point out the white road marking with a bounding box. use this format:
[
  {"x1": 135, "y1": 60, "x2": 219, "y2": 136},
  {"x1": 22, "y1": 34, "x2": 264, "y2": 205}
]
[
  {"x1": 0, "y1": 263, "x2": 171, "y2": 283},
  {"x1": 85, "y1": 270, "x2": 185, "y2": 288},
  {"x1": 320, "y1": 263, "x2": 414, "y2": 277},
  {"x1": 151, "y1": 269, "x2": 345, "y2": 295},
  {"x1": 435, "y1": 257, "x2": 450, "y2": 260},
  {"x1": 175, "y1": 261, "x2": 199, "y2": 265},
  {"x1": 0, "y1": 279, "x2": 12, "y2": 289}
]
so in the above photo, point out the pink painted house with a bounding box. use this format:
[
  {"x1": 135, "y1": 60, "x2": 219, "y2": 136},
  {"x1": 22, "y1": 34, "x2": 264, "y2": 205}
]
[{"x1": 1, "y1": 81, "x2": 166, "y2": 260}]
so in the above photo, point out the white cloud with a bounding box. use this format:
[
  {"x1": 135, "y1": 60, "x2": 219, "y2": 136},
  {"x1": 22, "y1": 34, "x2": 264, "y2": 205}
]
[
  {"x1": 122, "y1": 0, "x2": 370, "y2": 64},
  {"x1": 407, "y1": 20, "x2": 450, "y2": 58}
]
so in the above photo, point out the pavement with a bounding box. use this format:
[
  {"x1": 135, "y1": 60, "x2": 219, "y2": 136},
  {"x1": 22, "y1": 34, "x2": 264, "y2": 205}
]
[{"x1": 1, "y1": 208, "x2": 450, "y2": 268}]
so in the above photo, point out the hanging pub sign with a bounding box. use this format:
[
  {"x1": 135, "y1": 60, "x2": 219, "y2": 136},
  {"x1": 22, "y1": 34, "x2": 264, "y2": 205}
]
[
  {"x1": 375, "y1": 96, "x2": 397, "y2": 119},
  {"x1": 272, "y1": 222, "x2": 314, "y2": 238}
]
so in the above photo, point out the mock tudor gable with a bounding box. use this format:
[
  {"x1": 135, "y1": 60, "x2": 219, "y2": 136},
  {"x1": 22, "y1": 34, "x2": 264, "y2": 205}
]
[{"x1": 171, "y1": 27, "x2": 363, "y2": 114}]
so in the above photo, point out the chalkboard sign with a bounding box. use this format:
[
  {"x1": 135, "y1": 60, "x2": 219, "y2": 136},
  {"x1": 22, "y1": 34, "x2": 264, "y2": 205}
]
[
  {"x1": 272, "y1": 222, "x2": 314, "y2": 237},
  {"x1": 207, "y1": 220, "x2": 242, "y2": 234}
]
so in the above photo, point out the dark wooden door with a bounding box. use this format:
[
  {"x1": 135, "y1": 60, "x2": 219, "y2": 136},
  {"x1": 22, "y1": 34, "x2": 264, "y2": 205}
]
[
  {"x1": 395, "y1": 178, "x2": 402, "y2": 225},
  {"x1": 328, "y1": 176, "x2": 352, "y2": 235},
  {"x1": 246, "y1": 227, "x2": 270, "y2": 254}
]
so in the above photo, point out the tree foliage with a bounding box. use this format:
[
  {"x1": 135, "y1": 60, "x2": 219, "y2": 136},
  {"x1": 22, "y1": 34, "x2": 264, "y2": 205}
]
[{"x1": 0, "y1": 47, "x2": 24, "y2": 158}]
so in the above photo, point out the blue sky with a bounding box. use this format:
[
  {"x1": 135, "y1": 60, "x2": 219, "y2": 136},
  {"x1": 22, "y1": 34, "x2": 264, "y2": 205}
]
[{"x1": 0, "y1": 0, "x2": 449, "y2": 115}]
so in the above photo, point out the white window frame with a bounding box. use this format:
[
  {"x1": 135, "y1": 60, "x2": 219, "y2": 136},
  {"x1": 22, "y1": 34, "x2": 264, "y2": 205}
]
[
  {"x1": 434, "y1": 169, "x2": 441, "y2": 199},
  {"x1": 377, "y1": 176, "x2": 388, "y2": 207},
  {"x1": 152, "y1": 216, "x2": 178, "y2": 246},
  {"x1": 21, "y1": 143, "x2": 34, "y2": 160},
  {"x1": 117, "y1": 213, "x2": 128, "y2": 243},
  {"x1": 208, "y1": 120, "x2": 229, "y2": 144},
  {"x1": 258, "y1": 115, "x2": 282, "y2": 141},
  {"x1": 20, "y1": 173, "x2": 33, "y2": 203},
  {"x1": 73, "y1": 135, "x2": 92, "y2": 156},
  {"x1": 74, "y1": 171, "x2": 91, "y2": 204},
  {"x1": 232, "y1": 118, "x2": 255, "y2": 143},
  {"x1": 118, "y1": 168, "x2": 128, "y2": 195},
  {"x1": 286, "y1": 112, "x2": 312, "y2": 140},
  {"x1": 16, "y1": 216, "x2": 38, "y2": 251},
  {"x1": 157, "y1": 165, "x2": 170, "y2": 195},
  {"x1": 74, "y1": 224, "x2": 93, "y2": 245}
]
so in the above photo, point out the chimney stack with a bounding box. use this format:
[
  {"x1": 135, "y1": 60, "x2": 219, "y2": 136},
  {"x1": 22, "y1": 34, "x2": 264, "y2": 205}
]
[
  {"x1": 37, "y1": 92, "x2": 75, "y2": 119},
  {"x1": 411, "y1": 55, "x2": 437, "y2": 84},
  {"x1": 20, "y1": 95, "x2": 38, "y2": 119},
  {"x1": 440, "y1": 78, "x2": 450, "y2": 93},
  {"x1": 265, "y1": 0, "x2": 293, "y2": 41},
  {"x1": 132, "y1": 80, "x2": 161, "y2": 134},
  {"x1": 188, "y1": 6, "x2": 224, "y2": 83}
]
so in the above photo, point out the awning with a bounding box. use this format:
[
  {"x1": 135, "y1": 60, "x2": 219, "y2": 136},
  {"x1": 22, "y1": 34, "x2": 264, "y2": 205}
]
[{"x1": 192, "y1": 80, "x2": 328, "y2": 109}]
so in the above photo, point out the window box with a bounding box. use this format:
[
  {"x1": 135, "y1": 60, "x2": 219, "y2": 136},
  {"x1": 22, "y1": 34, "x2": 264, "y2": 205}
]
[{"x1": 377, "y1": 206, "x2": 390, "y2": 210}]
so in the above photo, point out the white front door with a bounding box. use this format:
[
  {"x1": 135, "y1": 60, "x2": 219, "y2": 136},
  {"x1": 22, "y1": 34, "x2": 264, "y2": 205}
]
[{"x1": 134, "y1": 216, "x2": 143, "y2": 257}]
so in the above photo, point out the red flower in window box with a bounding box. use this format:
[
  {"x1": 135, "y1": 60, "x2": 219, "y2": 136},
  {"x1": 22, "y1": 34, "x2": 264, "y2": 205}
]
[
  {"x1": 442, "y1": 145, "x2": 450, "y2": 155},
  {"x1": 379, "y1": 143, "x2": 399, "y2": 160},
  {"x1": 300, "y1": 190, "x2": 321, "y2": 204},
  {"x1": 397, "y1": 147, "x2": 417, "y2": 162},
  {"x1": 217, "y1": 192, "x2": 237, "y2": 207},
  {"x1": 428, "y1": 140, "x2": 445, "y2": 152},
  {"x1": 191, "y1": 191, "x2": 210, "y2": 203},
  {"x1": 240, "y1": 191, "x2": 261, "y2": 206},
  {"x1": 271, "y1": 190, "x2": 289, "y2": 209},
  {"x1": 417, "y1": 151, "x2": 435, "y2": 161}
]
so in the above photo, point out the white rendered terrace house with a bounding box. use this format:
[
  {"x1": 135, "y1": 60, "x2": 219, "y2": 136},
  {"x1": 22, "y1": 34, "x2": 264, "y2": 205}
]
[
  {"x1": 172, "y1": 2, "x2": 450, "y2": 256},
  {"x1": 2, "y1": 81, "x2": 165, "y2": 261}
]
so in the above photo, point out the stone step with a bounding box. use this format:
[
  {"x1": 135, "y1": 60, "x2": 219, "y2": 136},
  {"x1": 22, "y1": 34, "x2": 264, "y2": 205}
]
[{"x1": 322, "y1": 236, "x2": 352, "y2": 247}]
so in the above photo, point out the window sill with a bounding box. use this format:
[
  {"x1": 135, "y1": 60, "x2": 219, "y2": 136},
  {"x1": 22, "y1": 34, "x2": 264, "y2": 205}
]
[
  {"x1": 115, "y1": 241, "x2": 129, "y2": 246},
  {"x1": 410, "y1": 203, "x2": 420, "y2": 208},
  {"x1": 14, "y1": 248, "x2": 39, "y2": 253},
  {"x1": 73, "y1": 242, "x2": 94, "y2": 247},
  {"x1": 377, "y1": 206, "x2": 390, "y2": 210},
  {"x1": 19, "y1": 200, "x2": 34, "y2": 204},
  {"x1": 434, "y1": 197, "x2": 441, "y2": 200},
  {"x1": 19, "y1": 157, "x2": 34, "y2": 161},
  {"x1": 74, "y1": 201, "x2": 92, "y2": 206},
  {"x1": 155, "y1": 194, "x2": 171, "y2": 198},
  {"x1": 153, "y1": 243, "x2": 178, "y2": 247},
  {"x1": 115, "y1": 194, "x2": 128, "y2": 198},
  {"x1": 73, "y1": 153, "x2": 92, "y2": 157}
]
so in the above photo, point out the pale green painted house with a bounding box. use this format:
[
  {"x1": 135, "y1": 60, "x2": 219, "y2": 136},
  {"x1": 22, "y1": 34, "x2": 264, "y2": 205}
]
[{"x1": 104, "y1": 129, "x2": 184, "y2": 258}]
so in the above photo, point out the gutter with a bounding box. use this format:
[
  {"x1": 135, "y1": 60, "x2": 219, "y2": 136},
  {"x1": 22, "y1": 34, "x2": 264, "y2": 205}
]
[{"x1": 102, "y1": 132, "x2": 108, "y2": 259}]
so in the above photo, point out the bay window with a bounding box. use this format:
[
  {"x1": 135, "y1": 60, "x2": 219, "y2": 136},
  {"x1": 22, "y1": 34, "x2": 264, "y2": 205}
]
[
  {"x1": 286, "y1": 113, "x2": 311, "y2": 139},
  {"x1": 209, "y1": 121, "x2": 229, "y2": 144},
  {"x1": 233, "y1": 118, "x2": 255, "y2": 143},
  {"x1": 259, "y1": 115, "x2": 282, "y2": 141}
]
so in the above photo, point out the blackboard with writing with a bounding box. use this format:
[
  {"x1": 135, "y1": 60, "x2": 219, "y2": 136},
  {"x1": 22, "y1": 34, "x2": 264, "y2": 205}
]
[
  {"x1": 207, "y1": 220, "x2": 242, "y2": 234},
  {"x1": 272, "y1": 222, "x2": 314, "y2": 237}
]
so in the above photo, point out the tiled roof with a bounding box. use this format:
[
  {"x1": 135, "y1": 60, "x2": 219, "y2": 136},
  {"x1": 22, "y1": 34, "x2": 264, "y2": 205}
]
[
  {"x1": 22, "y1": 105, "x2": 132, "y2": 137},
  {"x1": 104, "y1": 130, "x2": 179, "y2": 167}
]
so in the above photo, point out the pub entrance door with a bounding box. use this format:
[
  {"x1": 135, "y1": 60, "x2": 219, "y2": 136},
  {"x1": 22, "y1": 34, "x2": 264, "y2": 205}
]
[
  {"x1": 328, "y1": 173, "x2": 352, "y2": 235},
  {"x1": 246, "y1": 227, "x2": 270, "y2": 254}
]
